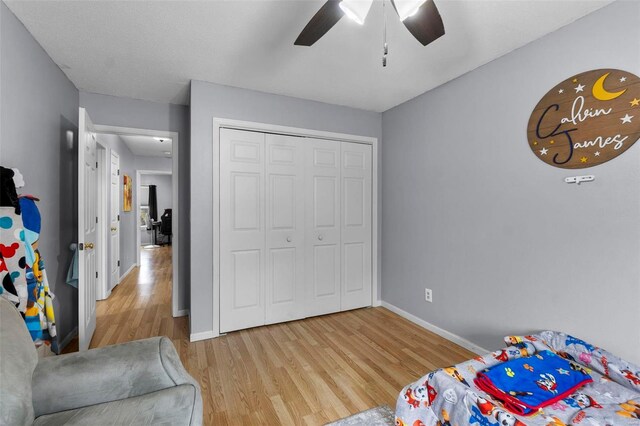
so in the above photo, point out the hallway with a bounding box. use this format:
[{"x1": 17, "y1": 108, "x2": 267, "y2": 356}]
[
  {"x1": 65, "y1": 246, "x2": 187, "y2": 351},
  {"x1": 93, "y1": 246, "x2": 183, "y2": 347}
]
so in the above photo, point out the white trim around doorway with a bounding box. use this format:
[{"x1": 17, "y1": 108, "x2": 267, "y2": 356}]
[
  {"x1": 94, "y1": 124, "x2": 183, "y2": 319},
  {"x1": 95, "y1": 140, "x2": 110, "y2": 301},
  {"x1": 136, "y1": 169, "x2": 172, "y2": 261}
]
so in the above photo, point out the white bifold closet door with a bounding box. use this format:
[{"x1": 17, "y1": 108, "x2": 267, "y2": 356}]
[
  {"x1": 305, "y1": 139, "x2": 342, "y2": 317},
  {"x1": 340, "y1": 142, "x2": 372, "y2": 311},
  {"x1": 220, "y1": 129, "x2": 372, "y2": 334},
  {"x1": 265, "y1": 134, "x2": 306, "y2": 325},
  {"x1": 220, "y1": 129, "x2": 266, "y2": 333}
]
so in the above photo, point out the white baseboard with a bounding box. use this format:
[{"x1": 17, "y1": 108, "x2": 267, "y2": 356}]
[
  {"x1": 173, "y1": 308, "x2": 189, "y2": 318},
  {"x1": 190, "y1": 330, "x2": 218, "y2": 342},
  {"x1": 96, "y1": 288, "x2": 111, "y2": 301},
  {"x1": 381, "y1": 301, "x2": 490, "y2": 355},
  {"x1": 58, "y1": 326, "x2": 78, "y2": 351},
  {"x1": 372, "y1": 299, "x2": 382, "y2": 307},
  {"x1": 120, "y1": 263, "x2": 136, "y2": 281}
]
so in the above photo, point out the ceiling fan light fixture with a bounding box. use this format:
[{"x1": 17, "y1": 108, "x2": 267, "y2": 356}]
[
  {"x1": 395, "y1": 0, "x2": 427, "y2": 21},
  {"x1": 339, "y1": 0, "x2": 373, "y2": 25}
]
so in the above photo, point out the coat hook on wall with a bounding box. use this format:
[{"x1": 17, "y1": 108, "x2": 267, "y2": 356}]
[{"x1": 565, "y1": 175, "x2": 595, "y2": 185}]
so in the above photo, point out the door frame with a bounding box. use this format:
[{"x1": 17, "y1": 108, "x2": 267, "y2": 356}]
[
  {"x1": 198, "y1": 118, "x2": 379, "y2": 342},
  {"x1": 95, "y1": 140, "x2": 110, "y2": 300},
  {"x1": 136, "y1": 169, "x2": 173, "y2": 254},
  {"x1": 94, "y1": 124, "x2": 183, "y2": 319},
  {"x1": 109, "y1": 150, "x2": 121, "y2": 290}
]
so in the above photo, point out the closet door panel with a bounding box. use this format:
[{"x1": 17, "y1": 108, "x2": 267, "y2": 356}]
[
  {"x1": 265, "y1": 134, "x2": 306, "y2": 325},
  {"x1": 305, "y1": 139, "x2": 341, "y2": 317},
  {"x1": 313, "y1": 245, "x2": 338, "y2": 296},
  {"x1": 231, "y1": 250, "x2": 261, "y2": 308},
  {"x1": 220, "y1": 129, "x2": 266, "y2": 333},
  {"x1": 341, "y1": 143, "x2": 372, "y2": 310}
]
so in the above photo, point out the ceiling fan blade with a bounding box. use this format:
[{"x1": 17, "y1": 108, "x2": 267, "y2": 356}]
[
  {"x1": 294, "y1": 0, "x2": 344, "y2": 46},
  {"x1": 393, "y1": 0, "x2": 445, "y2": 46}
]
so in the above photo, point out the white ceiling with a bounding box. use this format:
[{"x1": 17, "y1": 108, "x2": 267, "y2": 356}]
[
  {"x1": 118, "y1": 134, "x2": 172, "y2": 157},
  {"x1": 6, "y1": 0, "x2": 613, "y2": 112}
]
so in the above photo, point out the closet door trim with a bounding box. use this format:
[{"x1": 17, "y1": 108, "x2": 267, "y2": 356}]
[{"x1": 203, "y1": 118, "x2": 378, "y2": 342}]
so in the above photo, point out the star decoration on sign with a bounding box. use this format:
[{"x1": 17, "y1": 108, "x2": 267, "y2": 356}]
[
  {"x1": 595, "y1": 151, "x2": 600, "y2": 157},
  {"x1": 539, "y1": 148, "x2": 548, "y2": 155},
  {"x1": 572, "y1": 78, "x2": 578, "y2": 83},
  {"x1": 621, "y1": 114, "x2": 634, "y2": 124},
  {"x1": 580, "y1": 157, "x2": 588, "y2": 163},
  {"x1": 558, "y1": 89, "x2": 564, "y2": 94},
  {"x1": 575, "y1": 84, "x2": 585, "y2": 93},
  {"x1": 631, "y1": 98, "x2": 640, "y2": 107},
  {"x1": 620, "y1": 76, "x2": 627, "y2": 82}
]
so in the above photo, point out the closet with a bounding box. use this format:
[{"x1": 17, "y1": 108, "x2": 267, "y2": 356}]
[{"x1": 219, "y1": 128, "x2": 373, "y2": 333}]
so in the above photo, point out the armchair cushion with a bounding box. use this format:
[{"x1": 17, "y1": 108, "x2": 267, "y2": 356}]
[
  {"x1": 32, "y1": 384, "x2": 198, "y2": 426},
  {"x1": 31, "y1": 336, "x2": 201, "y2": 421}
]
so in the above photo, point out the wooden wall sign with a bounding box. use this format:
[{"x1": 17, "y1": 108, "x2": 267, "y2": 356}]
[{"x1": 527, "y1": 69, "x2": 640, "y2": 169}]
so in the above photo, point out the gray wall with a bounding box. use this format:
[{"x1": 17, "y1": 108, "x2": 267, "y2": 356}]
[
  {"x1": 79, "y1": 92, "x2": 190, "y2": 313},
  {"x1": 189, "y1": 81, "x2": 382, "y2": 334},
  {"x1": 95, "y1": 134, "x2": 137, "y2": 281},
  {"x1": 1, "y1": 2, "x2": 80, "y2": 349},
  {"x1": 140, "y1": 173, "x2": 172, "y2": 245},
  {"x1": 381, "y1": 0, "x2": 640, "y2": 364}
]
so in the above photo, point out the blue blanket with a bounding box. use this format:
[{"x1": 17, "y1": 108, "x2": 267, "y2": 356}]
[{"x1": 474, "y1": 350, "x2": 592, "y2": 415}]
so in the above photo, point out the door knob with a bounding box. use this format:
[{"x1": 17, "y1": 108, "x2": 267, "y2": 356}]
[
  {"x1": 85, "y1": 242, "x2": 95, "y2": 250},
  {"x1": 318, "y1": 234, "x2": 324, "y2": 241},
  {"x1": 286, "y1": 236, "x2": 292, "y2": 242}
]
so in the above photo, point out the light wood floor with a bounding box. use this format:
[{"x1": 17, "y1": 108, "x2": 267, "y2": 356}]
[{"x1": 65, "y1": 246, "x2": 476, "y2": 425}]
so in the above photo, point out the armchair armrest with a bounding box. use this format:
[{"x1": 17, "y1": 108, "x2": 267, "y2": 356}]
[{"x1": 31, "y1": 337, "x2": 201, "y2": 419}]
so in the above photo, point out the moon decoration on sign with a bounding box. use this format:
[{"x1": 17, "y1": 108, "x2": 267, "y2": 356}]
[
  {"x1": 592, "y1": 72, "x2": 626, "y2": 101},
  {"x1": 527, "y1": 69, "x2": 640, "y2": 169}
]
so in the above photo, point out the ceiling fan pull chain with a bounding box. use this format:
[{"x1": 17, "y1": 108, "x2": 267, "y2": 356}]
[{"x1": 382, "y1": 0, "x2": 388, "y2": 67}]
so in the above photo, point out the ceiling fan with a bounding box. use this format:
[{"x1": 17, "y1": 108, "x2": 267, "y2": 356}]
[{"x1": 294, "y1": 0, "x2": 445, "y2": 47}]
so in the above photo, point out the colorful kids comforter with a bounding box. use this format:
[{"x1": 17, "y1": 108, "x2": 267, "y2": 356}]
[{"x1": 395, "y1": 331, "x2": 640, "y2": 426}]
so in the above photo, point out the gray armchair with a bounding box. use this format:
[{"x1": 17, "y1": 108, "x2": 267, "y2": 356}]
[{"x1": 0, "y1": 297, "x2": 202, "y2": 425}]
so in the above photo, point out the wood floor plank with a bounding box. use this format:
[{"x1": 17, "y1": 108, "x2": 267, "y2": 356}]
[{"x1": 64, "y1": 246, "x2": 478, "y2": 425}]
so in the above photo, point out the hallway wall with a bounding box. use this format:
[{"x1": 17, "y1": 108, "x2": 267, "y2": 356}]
[{"x1": 95, "y1": 134, "x2": 137, "y2": 284}]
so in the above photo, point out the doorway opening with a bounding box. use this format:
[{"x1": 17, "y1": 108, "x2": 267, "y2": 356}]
[
  {"x1": 78, "y1": 109, "x2": 182, "y2": 351},
  {"x1": 94, "y1": 125, "x2": 180, "y2": 315},
  {"x1": 137, "y1": 170, "x2": 173, "y2": 251}
]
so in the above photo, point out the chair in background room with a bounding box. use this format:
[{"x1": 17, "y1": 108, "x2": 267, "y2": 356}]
[{"x1": 160, "y1": 208, "x2": 172, "y2": 246}]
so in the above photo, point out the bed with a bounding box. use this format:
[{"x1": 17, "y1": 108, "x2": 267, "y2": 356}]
[{"x1": 395, "y1": 331, "x2": 640, "y2": 425}]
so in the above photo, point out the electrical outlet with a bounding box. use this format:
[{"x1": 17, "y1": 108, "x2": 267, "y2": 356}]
[{"x1": 425, "y1": 288, "x2": 433, "y2": 303}]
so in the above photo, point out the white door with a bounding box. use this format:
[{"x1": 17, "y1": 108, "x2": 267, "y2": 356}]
[
  {"x1": 110, "y1": 151, "x2": 120, "y2": 289},
  {"x1": 341, "y1": 143, "x2": 372, "y2": 310},
  {"x1": 265, "y1": 134, "x2": 306, "y2": 325},
  {"x1": 220, "y1": 129, "x2": 266, "y2": 333},
  {"x1": 305, "y1": 139, "x2": 342, "y2": 317},
  {"x1": 78, "y1": 108, "x2": 98, "y2": 351}
]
